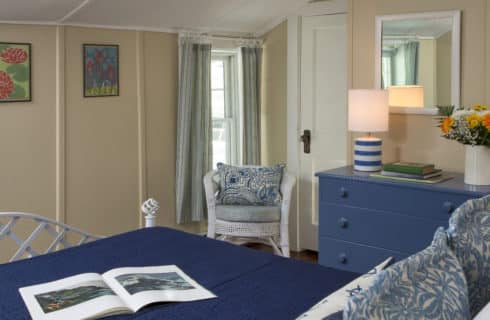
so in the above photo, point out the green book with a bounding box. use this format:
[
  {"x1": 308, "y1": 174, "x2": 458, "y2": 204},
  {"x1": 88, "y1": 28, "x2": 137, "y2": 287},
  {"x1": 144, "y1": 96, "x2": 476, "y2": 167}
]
[
  {"x1": 370, "y1": 173, "x2": 453, "y2": 184},
  {"x1": 383, "y1": 162, "x2": 435, "y2": 175}
]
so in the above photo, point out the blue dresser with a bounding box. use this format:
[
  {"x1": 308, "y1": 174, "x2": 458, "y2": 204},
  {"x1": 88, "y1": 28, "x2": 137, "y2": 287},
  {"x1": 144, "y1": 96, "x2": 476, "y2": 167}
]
[{"x1": 316, "y1": 166, "x2": 490, "y2": 273}]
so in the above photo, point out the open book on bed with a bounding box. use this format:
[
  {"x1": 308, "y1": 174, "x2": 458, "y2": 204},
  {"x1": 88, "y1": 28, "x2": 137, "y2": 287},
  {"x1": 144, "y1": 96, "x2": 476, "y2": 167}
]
[{"x1": 19, "y1": 265, "x2": 216, "y2": 320}]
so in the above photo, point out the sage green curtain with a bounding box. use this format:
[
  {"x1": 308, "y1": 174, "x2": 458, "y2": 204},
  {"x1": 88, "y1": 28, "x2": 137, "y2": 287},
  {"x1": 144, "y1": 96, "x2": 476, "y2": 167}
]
[
  {"x1": 241, "y1": 46, "x2": 262, "y2": 165},
  {"x1": 392, "y1": 41, "x2": 419, "y2": 85},
  {"x1": 403, "y1": 41, "x2": 419, "y2": 85},
  {"x1": 176, "y1": 40, "x2": 212, "y2": 224}
]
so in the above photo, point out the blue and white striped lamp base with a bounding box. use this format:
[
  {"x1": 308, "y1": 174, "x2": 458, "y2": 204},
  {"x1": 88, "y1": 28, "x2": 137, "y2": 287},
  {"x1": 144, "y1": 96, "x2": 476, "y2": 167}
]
[{"x1": 354, "y1": 137, "x2": 383, "y2": 172}]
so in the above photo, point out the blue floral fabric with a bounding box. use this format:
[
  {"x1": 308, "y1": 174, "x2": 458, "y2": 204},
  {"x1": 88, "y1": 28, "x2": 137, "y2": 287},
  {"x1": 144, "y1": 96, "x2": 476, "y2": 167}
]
[
  {"x1": 448, "y1": 195, "x2": 490, "y2": 316},
  {"x1": 297, "y1": 258, "x2": 393, "y2": 320},
  {"x1": 216, "y1": 163, "x2": 284, "y2": 206},
  {"x1": 344, "y1": 228, "x2": 471, "y2": 320}
]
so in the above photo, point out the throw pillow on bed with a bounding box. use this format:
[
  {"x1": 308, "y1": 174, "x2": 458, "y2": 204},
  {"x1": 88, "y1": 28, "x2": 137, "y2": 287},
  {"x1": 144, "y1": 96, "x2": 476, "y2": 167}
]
[
  {"x1": 296, "y1": 257, "x2": 393, "y2": 320},
  {"x1": 447, "y1": 195, "x2": 490, "y2": 317},
  {"x1": 344, "y1": 228, "x2": 471, "y2": 320},
  {"x1": 216, "y1": 163, "x2": 284, "y2": 206}
]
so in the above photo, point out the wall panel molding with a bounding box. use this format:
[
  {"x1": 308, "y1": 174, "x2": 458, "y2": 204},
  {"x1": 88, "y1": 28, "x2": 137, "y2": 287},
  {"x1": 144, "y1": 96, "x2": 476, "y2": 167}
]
[
  {"x1": 136, "y1": 30, "x2": 148, "y2": 228},
  {"x1": 56, "y1": 25, "x2": 66, "y2": 224}
]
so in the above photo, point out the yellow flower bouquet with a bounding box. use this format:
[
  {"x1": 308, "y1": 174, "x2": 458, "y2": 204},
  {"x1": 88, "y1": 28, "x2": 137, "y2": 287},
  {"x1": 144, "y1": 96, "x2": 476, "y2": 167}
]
[{"x1": 437, "y1": 105, "x2": 490, "y2": 147}]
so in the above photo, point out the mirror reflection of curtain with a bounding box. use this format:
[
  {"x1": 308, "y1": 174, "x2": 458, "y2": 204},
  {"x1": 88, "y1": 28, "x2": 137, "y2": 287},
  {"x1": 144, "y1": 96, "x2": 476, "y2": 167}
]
[
  {"x1": 401, "y1": 42, "x2": 419, "y2": 85},
  {"x1": 381, "y1": 41, "x2": 419, "y2": 87}
]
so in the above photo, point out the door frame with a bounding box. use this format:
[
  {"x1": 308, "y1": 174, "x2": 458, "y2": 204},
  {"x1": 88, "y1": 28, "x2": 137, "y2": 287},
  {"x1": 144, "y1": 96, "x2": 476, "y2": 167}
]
[{"x1": 286, "y1": 0, "x2": 350, "y2": 251}]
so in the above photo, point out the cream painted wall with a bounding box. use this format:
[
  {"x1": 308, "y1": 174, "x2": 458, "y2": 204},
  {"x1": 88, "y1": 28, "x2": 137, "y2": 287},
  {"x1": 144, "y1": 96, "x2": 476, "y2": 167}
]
[
  {"x1": 143, "y1": 31, "x2": 203, "y2": 233},
  {"x1": 0, "y1": 24, "x2": 204, "y2": 246},
  {"x1": 0, "y1": 24, "x2": 57, "y2": 217},
  {"x1": 437, "y1": 31, "x2": 452, "y2": 105},
  {"x1": 64, "y1": 27, "x2": 140, "y2": 235},
  {"x1": 417, "y1": 39, "x2": 436, "y2": 107},
  {"x1": 487, "y1": 0, "x2": 490, "y2": 105},
  {"x1": 144, "y1": 31, "x2": 178, "y2": 229},
  {"x1": 0, "y1": 24, "x2": 57, "y2": 260},
  {"x1": 261, "y1": 21, "x2": 288, "y2": 166},
  {"x1": 350, "y1": 0, "x2": 489, "y2": 172}
]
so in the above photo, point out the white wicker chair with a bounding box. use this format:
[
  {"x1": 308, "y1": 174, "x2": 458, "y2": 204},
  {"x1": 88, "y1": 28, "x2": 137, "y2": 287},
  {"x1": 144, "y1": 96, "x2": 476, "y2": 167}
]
[
  {"x1": 0, "y1": 199, "x2": 160, "y2": 263},
  {"x1": 204, "y1": 169, "x2": 296, "y2": 257}
]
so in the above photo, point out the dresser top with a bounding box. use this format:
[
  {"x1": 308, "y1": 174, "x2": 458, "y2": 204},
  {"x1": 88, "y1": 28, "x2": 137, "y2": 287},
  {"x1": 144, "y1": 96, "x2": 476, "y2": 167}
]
[{"x1": 316, "y1": 166, "x2": 490, "y2": 196}]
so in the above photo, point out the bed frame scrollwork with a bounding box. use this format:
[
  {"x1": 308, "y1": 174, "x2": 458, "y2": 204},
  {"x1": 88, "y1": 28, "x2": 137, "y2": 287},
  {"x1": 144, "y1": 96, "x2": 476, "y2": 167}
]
[{"x1": 0, "y1": 198, "x2": 160, "y2": 263}]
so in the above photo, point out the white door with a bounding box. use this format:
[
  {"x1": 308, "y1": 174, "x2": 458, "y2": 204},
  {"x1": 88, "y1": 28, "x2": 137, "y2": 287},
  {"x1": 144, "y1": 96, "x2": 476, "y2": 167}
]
[{"x1": 299, "y1": 14, "x2": 348, "y2": 251}]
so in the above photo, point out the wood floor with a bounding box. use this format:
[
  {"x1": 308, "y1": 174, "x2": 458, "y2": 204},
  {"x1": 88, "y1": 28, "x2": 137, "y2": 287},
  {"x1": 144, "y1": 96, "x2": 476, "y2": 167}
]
[{"x1": 243, "y1": 243, "x2": 318, "y2": 263}]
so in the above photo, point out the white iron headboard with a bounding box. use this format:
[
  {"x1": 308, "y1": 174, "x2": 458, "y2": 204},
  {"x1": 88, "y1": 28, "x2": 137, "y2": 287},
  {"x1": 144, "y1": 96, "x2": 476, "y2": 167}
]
[{"x1": 0, "y1": 198, "x2": 160, "y2": 263}]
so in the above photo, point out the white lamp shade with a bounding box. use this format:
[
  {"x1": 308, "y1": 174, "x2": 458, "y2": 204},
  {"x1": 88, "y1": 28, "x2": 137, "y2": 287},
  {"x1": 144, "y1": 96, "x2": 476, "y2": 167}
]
[
  {"x1": 388, "y1": 85, "x2": 424, "y2": 108},
  {"x1": 348, "y1": 89, "x2": 389, "y2": 133}
]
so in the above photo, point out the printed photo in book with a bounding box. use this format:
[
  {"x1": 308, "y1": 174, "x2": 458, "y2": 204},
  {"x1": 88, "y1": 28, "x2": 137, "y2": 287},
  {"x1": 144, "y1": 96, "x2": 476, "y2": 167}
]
[{"x1": 19, "y1": 265, "x2": 216, "y2": 320}]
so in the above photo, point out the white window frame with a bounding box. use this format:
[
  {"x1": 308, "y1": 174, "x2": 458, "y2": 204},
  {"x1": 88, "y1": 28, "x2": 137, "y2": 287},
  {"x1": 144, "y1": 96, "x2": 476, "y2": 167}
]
[{"x1": 211, "y1": 51, "x2": 240, "y2": 165}]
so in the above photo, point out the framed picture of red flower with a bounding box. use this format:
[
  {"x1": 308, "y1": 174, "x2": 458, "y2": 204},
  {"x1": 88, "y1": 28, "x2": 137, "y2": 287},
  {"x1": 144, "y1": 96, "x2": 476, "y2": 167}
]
[
  {"x1": 0, "y1": 42, "x2": 31, "y2": 103},
  {"x1": 83, "y1": 44, "x2": 119, "y2": 97}
]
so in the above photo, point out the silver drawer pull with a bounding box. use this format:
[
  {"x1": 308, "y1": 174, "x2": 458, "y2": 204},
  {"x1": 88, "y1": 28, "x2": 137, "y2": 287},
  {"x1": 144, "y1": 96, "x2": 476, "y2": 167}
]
[
  {"x1": 443, "y1": 201, "x2": 455, "y2": 214},
  {"x1": 339, "y1": 187, "x2": 348, "y2": 198},
  {"x1": 338, "y1": 253, "x2": 348, "y2": 264},
  {"x1": 338, "y1": 218, "x2": 349, "y2": 229}
]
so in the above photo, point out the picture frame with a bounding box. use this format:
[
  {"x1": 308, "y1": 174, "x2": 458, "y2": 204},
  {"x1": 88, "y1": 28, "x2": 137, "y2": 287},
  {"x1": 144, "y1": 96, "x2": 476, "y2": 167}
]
[
  {"x1": 83, "y1": 44, "x2": 119, "y2": 97},
  {"x1": 0, "y1": 42, "x2": 32, "y2": 103}
]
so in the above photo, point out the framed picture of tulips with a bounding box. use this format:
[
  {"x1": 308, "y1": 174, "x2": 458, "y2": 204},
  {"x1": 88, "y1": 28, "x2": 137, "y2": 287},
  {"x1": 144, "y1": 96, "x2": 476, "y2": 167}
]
[
  {"x1": 0, "y1": 42, "x2": 31, "y2": 103},
  {"x1": 83, "y1": 44, "x2": 119, "y2": 97}
]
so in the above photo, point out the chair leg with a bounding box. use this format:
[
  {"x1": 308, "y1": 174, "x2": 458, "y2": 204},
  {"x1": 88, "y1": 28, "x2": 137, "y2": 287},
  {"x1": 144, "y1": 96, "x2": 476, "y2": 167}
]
[
  {"x1": 280, "y1": 227, "x2": 290, "y2": 258},
  {"x1": 281, "y1": 245, "x2": 290, "y2": 258},
  {"x1": 268, "y1": 237, "x2": 282, "y2": 256},
  {"x1": 207, "y1": 221, "x2": 216, "y2": 239}
]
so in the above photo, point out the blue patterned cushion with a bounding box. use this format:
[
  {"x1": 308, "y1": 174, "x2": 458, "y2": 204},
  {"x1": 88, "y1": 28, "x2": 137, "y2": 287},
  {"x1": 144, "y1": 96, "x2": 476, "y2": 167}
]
[
  {"x1": 216, "y1": 163, "x2": 285, "y2": 206},
  {"x1": 448, "y1": 195, "x2": 490, "y2": 316},
  {"x1": 344, "y1": 228, "x2": 471, "y2": 320}
]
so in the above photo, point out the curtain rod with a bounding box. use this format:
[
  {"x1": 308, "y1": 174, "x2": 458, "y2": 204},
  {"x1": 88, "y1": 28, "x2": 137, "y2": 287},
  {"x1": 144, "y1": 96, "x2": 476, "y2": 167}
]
[
  {"x1": 207, "y1": 34, "x2": 258, "y2": 41},
  {"x1": 383, "y1": 35, "x2": 434, "y2": 40},
  {"x1": 178, "y1": 31, "x2": 259, "y2": 41}
]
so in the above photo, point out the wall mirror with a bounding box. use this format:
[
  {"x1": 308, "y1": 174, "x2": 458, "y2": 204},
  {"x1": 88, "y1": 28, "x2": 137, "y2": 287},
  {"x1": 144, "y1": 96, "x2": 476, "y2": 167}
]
[{"x1": 375, "y1": 11, "x2": 461, "y2": 114}]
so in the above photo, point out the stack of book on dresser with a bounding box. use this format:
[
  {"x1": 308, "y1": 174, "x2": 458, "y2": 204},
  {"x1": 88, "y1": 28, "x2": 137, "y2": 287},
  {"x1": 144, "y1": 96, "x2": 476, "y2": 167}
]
[{"x1": 371, "y1": 162, "x2": 451, "y2": 184}]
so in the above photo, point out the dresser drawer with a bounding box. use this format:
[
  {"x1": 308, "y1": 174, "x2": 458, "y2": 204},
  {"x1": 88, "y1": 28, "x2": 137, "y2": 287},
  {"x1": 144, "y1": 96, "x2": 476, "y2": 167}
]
[
  {"x1": 319, "y1": 177, "x2": 473, "y2": 221},
  {"x1": 319, "y1": 237, "x2": 407, "y2": 273},
  {"x1": 319, "y1": 203, "x2": 444, "y2": 254}
]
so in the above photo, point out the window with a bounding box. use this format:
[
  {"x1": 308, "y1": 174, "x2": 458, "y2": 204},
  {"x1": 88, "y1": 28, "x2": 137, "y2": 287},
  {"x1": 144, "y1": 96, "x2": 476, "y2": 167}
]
[{"x1": 211, "y1": 53, "x2": 239, "y2": 167}]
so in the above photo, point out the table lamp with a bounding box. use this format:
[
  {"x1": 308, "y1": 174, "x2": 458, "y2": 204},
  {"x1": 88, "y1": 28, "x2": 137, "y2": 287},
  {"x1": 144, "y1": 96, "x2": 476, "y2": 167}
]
[
  {"x1": 388, "y1": 85, "x2": 424, "y2": 108},
  {"x1": 348, "y1": 89, "x2": 389, "y2": 172}
]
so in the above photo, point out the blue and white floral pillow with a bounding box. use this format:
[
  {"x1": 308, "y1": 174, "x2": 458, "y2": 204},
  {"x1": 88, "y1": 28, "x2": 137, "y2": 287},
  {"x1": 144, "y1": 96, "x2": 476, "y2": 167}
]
[
  {"x1": 216, "y1": 163, "x2": 284, "y2": 206},
  {"x1": 344, "y1": 228, "x2": 471, "y2": 320},
  {"x1": 296, "y1": 257, "x2": 393, "y2": 320},
  {"x1": 448, "y1": 195, "x2": 490, "y2": 316}
]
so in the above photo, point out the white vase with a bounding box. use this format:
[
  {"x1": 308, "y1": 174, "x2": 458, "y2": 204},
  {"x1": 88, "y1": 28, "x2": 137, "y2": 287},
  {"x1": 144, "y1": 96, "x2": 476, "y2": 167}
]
[{"x1": 465, "y1": 145, "x2": 490, "y2": 185}]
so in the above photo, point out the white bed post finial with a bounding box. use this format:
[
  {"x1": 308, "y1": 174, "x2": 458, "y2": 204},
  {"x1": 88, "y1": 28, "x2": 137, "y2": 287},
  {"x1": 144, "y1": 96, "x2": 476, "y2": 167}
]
[{"x1": 141, "y1": 198, "x2": 160, "y2": 228}]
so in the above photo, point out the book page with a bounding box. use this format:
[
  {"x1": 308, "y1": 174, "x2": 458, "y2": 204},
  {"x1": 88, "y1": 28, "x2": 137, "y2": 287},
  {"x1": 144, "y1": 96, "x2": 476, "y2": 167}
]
[
  {"x1": 19, "y1": 273, "x2": 131, "y2": 320},
  {"x1": 103, "y1": 265, "x2": 216, "y2": 312}
]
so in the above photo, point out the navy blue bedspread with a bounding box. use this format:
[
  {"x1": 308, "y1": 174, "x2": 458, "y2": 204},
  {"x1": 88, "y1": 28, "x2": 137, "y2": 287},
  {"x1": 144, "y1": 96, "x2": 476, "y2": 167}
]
[{"x1": 0, "y1": 227, "x2": 359, "y2": 319}]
